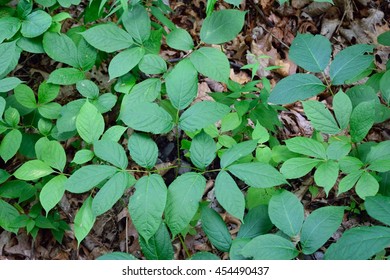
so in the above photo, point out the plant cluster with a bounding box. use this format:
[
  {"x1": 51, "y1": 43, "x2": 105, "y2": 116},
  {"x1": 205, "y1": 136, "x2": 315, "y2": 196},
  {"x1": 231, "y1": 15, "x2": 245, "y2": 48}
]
[{"x1": 0, "y1": 0, "x2": 390, "y2": 260}]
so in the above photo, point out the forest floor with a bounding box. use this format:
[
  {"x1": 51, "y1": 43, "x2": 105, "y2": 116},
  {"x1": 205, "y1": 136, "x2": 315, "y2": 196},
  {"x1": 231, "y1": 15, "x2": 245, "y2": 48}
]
[{"x1": 1, "y1": 0, "x2": 389, "y2": 260}]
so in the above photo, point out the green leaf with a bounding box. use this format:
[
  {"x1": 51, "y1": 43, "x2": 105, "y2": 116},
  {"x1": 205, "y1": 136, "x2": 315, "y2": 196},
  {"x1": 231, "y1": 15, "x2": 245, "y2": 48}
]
[
  {"x1": 227, "y1": 162, "x2": 287, "y2": 188},
  {"x1": 72, "y1": 149, "x2": 94, "y2": 164},
  {"x1": 314, "y1": 160, "x2": 339, "y2": 195},
  {"x1": 301, "y1": 206, "x2": 344, "y2": 254},
  {"x1": 166, "y1": 28, "x2": 194, "y2": 51},
  {"x1": 93, "y1": 139, "x2": 127, "y2": 169},
  {"x1": 200, "y1": 204, "x2": 232, "y2": 252},
  {"x1": 76, "y1": 36, "x2": 98, "y2": 71},
  {"x1": 0, "y1": 180, "x2": 35, "y2": 203},
  {"x1": 65, "y1": 165, "x2": 118, "y2": 193},
  {"x1": 0, "y1": 77, "x2": 22, "y2": 92},
  {"x1": 74, "y1": 196, "x2": 96, "y2": 246},
  {"x1": 92, "y1": 172, "x2": 130, "y2": 216},
  {"x1": 108, "y1": 47, "x2": 145, "y2": 79},
  {"x1": 38, "y1": 82, "x2": 60, "y2": 104},
  {"x1": 101, "y1": 125, "x2": 127, "y2": 142},
  {"x1": 179, "y1": 101, "x2": 230, "y2": 132},
  {"x1": 122, "y1": 4, "x2": 151, "y2": 43},
  {"x1": 21, "y1": 10, "x2": 52, "y2": 38},
  {"x1": 138, "y1": 54, "x2": 167, "y2": 75},
  {"x1": 339, "y1": 156, "x2": 364, "y2": 173},
  {"x1": 189, "y1": 47, "x2": 230, "y2": 83},
  {"x1": 93, "y1": 93, "x2": 117, "y2": 113},
  {"x1": 224, "y1": 0, "x2": 243, "y2": 6},
  {"x1": 14, "y1": 159, "x2": 54, "y2": 181},
  {"x1": 200, "y1": 9, "x2": 245, "y2": 44},
  {"x1": 379, "y1": 70, "x2": 390, "y2": 104},
  {"x1": 285, "y1": 137, "x2": 327, "y2": 159},
  {"x1": 268, "y1": 190, "x2": 304, "y2": 237},
  {"x1": 229, "y1": 238, "x2": 250, "y2": 260},
  {"x1": 14, "y1": 84, "x2": 36, "y2": 109},
  {"x1": 129, "y1": 175, "x2": 167, "y2": 241},
  {"x1": 0, "y1": 41, "x2": 19, "y2": 79},
  {"x1": 0, "y1": 96, "x2": 5, "y2": 117},
  {"x1": 366, "y1": 141, "x2": 390, "y2": 172},
  {"x1": 139, "y1": 222, "x2": 173, "y2": 260},
  {"x1": 350, "y1": 100, "x2": 375, "y2": 142},
  {"x1": 40, "y1": 175, "x2": 67, "y2": 215},
  {"x1": 365, "y1": 196, "x2": 390, "y2": 227},
  {"x1": 252, "y1": 121, "x2": 269, "y2": 143},
  {"x1": 0, "y1": 129, "x2": 22, "y2": 163},
  {"x1": 289, "y1": 33, "x2": 331, "y2": 72},
  {"x1": 43, "y1": 32, "x2": 79, "y2": 68},
  {"x1": 0, "y1": 17, "x2": 21, "y2": 44},
  {"x1": 81, "y1": 24, "x2": 134, "y2": 53},
  {"x1": 165, "y1": 59, "x2": 198, "y2": 110},
  {"x1": 338, "y1": 170, "x2": 364, "y2": 195},
  {"x1": 237, "y1": 205, "x2": 273, "y2": 238},
  {"x1": 333, "y1": 91, "x2": 352, "y2": 130},
  {"x1": 76, "y1": 79, "x2": 99, "y2": 99},
  {"x1": 47, "y1": 68, "x2": 85, "y2": 85},
  {"x1": 220, "y1": 140, "x2": 257, "y2": 168},
  {"x1": 324, "y1": 226, "x2": 390, "y2": 260},
  {"x1": 76, "y1": 101, "x2": 105, "y2": 143},
  {"x1": 0, "y1": 199, "x2": 20, "y2": 233},
  {"x1": 165, "y1": 172, "x2": 206, "y2": 236},
  {"x1": 215, "y1": 171, "x2": 245, "y2": 221},
  {"x1": 128, "y1": 132, "x2": 158, "y2": 169},
  {"x1": 302, "y1": 100, "x2": 340, "y2": 134},
  {"x1": 189, "y1": 252, "x2": 220, "y2": 260},
  {"x1": 121, "y1": 102, "x2": 173, "y2": 134},
  {"x1": 221, "y1": 112, "x2": 241, "y2": 132},
  {"x1": 378, "y1": 31, "x2": 390, "y2": 46},
  {"x1": 17, "y1": 37, "x2": 45, "y2": 54},
  {"x1": 242, "y1": 234, "x2": 299, "y2": 260},
  {"x1": 189, "y1": 130, "x2": 216, "y2": 170},
  {"x1": 280, "y1": 158, "x2": 321, "y2": 179},
  {"x1": 330, "y1": 44, "x2": 374, "y2": 85},
  {"x1": 35, "y1": 137, "x2": 66, "y2": 172},
  {"x1": 126, "y1": 78, "x2": 161, "y2": 102},
  {"x1": 327, "y1": 139, "x2": 351, "y2": 160},
  {"x1": 355, "y1": 171, "x2": 379, "y2": 199},
  {"x1": 97, "y1": 252, "x2": 138, "y2": 260},
  {"x1": 38, "y1": 102, "x2": 61, "y2": 119},
  {"x1": 268, "y1": 74, "x2": 326, "y2": 105},
  {"x1": 4, "y1": 107, "x2": 20, "y2": 128}
]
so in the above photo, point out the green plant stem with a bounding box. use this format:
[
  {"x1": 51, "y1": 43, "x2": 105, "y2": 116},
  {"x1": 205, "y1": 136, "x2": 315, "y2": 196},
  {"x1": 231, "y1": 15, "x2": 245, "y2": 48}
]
[
  {"x1": 178, "y1": 234, "x2": 191, "y2": 259},
  {"x1": 321, "y1": 72, "x2": 334, "y2": 95}
]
